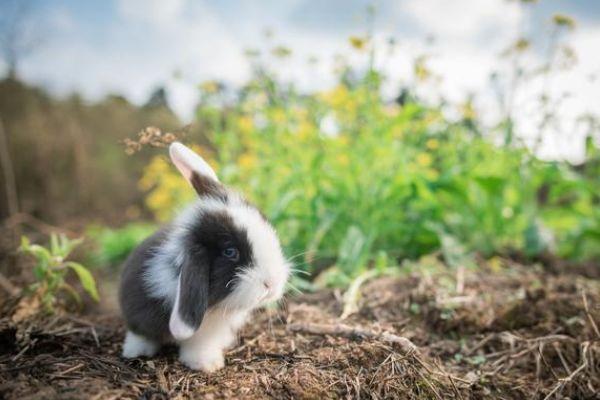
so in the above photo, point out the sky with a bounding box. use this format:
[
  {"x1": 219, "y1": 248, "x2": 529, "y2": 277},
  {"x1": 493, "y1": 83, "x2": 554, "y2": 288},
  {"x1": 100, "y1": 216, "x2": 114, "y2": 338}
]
[{"x1": 1, "y1": 0, "x2": 600, "y2": 162}]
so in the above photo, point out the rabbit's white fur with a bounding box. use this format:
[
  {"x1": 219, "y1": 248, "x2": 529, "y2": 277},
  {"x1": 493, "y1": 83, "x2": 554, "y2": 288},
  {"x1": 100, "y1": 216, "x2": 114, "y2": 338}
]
[
  {"x1": 178, "y1": 308, "x2": 249, "y2": 372},
  {"x1": 123, "y1": 193, "x2": 287, "y2": 369},
  {"x1": 127, "y1": 191, "x2": 288, "y2": 370},
  {"x1": 122, "y1": 331, "x2": 159, "y2": 358},
  {"x1": 120, "y1": 143, "x2": 289, "y2": 372},
  {"x1": 123, "y1": 307, "x2": 249, "y2": 372}
]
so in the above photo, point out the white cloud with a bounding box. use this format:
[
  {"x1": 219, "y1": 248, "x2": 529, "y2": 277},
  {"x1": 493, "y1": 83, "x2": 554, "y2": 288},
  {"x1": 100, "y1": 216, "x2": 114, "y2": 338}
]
[
  {"x1": 13, "y1": 0, "x2": 600, "y2": 161},
  {"x1": 116, "y1": 0, "x2": 186, "y2": 26},
  {"x1": 400, "y1": 0, "x2": 522, "y2": 42},
  {"x1": 21, "y1": 0, "x2": 249, "y2": 120}
]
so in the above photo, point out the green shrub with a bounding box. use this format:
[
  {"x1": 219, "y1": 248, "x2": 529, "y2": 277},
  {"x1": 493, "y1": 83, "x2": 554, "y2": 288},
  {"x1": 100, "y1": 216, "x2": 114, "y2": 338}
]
[
  {"x1": 19, "y1": 233, "x2": 99, "y2": 312},
  {"x1": 87, "y1": 223, "x2": 155, "y2": 268},
  {"x1": 137, "y1": 28, "x2": 599, "y2": 285}
]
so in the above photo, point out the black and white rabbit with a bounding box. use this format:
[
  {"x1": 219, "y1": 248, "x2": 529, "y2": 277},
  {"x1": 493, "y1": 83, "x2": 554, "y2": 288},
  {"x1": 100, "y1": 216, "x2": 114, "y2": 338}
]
[{"x1": 119, "y1": 142, "x2": 290, "y2": 372}]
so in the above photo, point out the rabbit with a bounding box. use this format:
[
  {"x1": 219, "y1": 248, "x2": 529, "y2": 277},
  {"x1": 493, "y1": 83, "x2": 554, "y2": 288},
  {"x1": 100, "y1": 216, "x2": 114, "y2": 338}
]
[{"x1": 119, "y1": 142, "x2": 290, "y2": 372}]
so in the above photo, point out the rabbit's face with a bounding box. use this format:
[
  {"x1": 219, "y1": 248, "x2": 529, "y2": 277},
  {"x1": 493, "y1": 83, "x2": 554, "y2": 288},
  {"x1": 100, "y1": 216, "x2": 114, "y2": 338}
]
[{"x1": 188, "y1": 195, "x2": 289, "y2": 311}]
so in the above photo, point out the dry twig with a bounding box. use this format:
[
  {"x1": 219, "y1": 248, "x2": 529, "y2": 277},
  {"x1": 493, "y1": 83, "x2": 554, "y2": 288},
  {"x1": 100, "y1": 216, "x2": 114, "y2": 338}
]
[
  {"x1": 286, "y1": 322, "x2": 419, "y2": 355},
  {"x1": 581, "y1": 290, "x2": 600, "y2": 339},
  {"x1": 542, "y1": 342, "x2": 590, "y2": 400}
]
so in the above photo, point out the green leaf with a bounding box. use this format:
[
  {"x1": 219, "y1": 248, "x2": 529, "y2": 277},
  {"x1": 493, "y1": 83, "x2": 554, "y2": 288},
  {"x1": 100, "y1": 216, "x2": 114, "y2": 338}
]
[
  {"x1": 26, "y1": 244, "x2": 53, "y2": 268},
  {"x1": 474, "y1": 175, "x2": 504, "y2": 195},
  {"x1": 66, "y1": 262, "x2": 99, "y2": 301},
  {"x1": 305, "y1": 212, "x2": 337, "y2": 263},
  {"x1": 337, "y1": 226, "x2": 367, "y2": 274},
  {"x1": 50, "y1": 233, "x2": 60, "y2": 256},
  {"x1": 33, "y1": 265, "x2": 46, "y2": 280},
  {"x1": 60, "y1": 235, "x2": 84, "y2": 258},
  {"x1": 20, "y1": 236, "x2": 31, "y2": 250}
]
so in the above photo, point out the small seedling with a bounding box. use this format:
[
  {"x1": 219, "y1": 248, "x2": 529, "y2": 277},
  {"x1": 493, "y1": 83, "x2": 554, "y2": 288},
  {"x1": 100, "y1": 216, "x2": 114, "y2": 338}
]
[{"x1": 19, "y1": 233, "x2": 99, "y2": 312}]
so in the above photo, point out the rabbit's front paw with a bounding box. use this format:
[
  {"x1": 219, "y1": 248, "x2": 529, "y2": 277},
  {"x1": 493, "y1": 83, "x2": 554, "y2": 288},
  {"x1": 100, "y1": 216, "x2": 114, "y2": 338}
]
[
  {"x1": 179, "y1": 350, "x2": 224, "y2": 372},
  {"x1": 122, "y1": 331, "x2": 159, "y2": 358}
]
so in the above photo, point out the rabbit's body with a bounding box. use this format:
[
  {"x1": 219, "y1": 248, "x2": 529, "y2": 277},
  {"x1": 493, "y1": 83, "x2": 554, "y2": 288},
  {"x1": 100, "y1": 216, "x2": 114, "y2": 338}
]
[
  {"x1": 120, "y1": 229, "x2": 171, "y2": 343},
  {"x1": 119, "y1": 143, "x2": 289, "y2": 372}
]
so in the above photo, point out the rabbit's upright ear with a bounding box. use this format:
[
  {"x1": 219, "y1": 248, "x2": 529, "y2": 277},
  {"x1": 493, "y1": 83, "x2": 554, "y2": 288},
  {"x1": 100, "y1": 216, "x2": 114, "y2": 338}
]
[
  {"x1": 169, "y1": 142, "x2": 225, "y2": 197},
  {"x1": 169, "y1": 249, "x2": 210, "y2": 341}
]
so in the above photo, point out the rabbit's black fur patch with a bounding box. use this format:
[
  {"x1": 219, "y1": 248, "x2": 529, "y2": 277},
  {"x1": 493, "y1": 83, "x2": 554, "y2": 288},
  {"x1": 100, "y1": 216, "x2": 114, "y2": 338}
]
[{"x1": 119, "y1": 209, "x2": 254, "y2": 341}]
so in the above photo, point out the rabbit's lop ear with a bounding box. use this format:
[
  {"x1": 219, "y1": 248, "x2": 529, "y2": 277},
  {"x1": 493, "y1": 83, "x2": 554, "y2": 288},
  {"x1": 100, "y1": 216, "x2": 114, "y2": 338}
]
[
  {"x1": 169, "y1": 251, "x2": 210, "y2": 341},
  {"x1": 169, "y1": 142, "x2": 225, "y2": 197},
  {"x1": 169, "y1": 142, "x2": 218, "y2": 182}
]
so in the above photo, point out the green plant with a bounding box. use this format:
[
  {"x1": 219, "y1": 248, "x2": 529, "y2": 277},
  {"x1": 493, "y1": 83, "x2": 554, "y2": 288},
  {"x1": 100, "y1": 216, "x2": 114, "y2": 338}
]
[
  {"x1": 136, "y1": 8, "x2": 599, "y2": 287},
  {"x1": 87, "y1": 223, "x2": 155, "y2": 267},
  {"x1": 19, "y1": 233, "x2": 99, "y2": 311}
]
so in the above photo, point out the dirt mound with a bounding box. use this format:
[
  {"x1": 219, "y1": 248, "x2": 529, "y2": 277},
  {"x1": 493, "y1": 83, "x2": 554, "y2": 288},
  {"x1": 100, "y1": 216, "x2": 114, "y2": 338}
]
[{"x1": 1, "y1": 262, "x2": 599, "y2": 399}]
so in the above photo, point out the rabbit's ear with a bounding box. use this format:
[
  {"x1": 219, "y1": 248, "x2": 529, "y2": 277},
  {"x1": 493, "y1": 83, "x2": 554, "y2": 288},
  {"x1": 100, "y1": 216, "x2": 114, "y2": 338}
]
[
  {"x1": 169, "y1": 142, "x2": 225, "y2": 197},
  {"x1": 169, "y1": 250, "x2": 209, "y2": 341}
]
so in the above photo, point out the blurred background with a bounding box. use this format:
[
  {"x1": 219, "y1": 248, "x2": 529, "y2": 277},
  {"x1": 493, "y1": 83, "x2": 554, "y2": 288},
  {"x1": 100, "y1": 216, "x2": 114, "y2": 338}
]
[{"x1": 0, "y1": 0, "x2": 599, "y2": 297}]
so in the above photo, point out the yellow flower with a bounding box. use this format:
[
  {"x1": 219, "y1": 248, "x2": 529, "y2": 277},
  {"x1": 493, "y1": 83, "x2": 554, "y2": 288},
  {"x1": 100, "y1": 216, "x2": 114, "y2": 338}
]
[
  {"x1": 292, "y1": 106, "x2": 308, "y2": 120},
  {"x1": 138, "y1": 156, "x2": 169, "y2": 191},
  {"x1": 238, "y1": 153, "x2": 257, "y2": 170},
  {"x1": 200, "y1": 80, "x2": 220, "y2": 94},
  {"x1": 271, "y1": 108, "x2": 286, "y2": 124},
  {"x1": 272, "y1": 46, "x2": 292, "y2": 58},
  {"x1": 321, "y1": 85, "x2": 350, "y2": 109},
  {"x1": 460, "y1": 100, "x2": 476, "y2": 121},
  {"x1": 414, "y1": 56, "x2": 431, "y2": 82},
  {"x1": 391, "y1": 126, "x2": 404, "y2": 139},
  {"x1": 416, "y1": 153, "x2": 433, "y2": 167},
  {"x1": 514, "y1": 38, "x2": 530, "y2": 52},
  {"x1": 349, "y1": 36, "x2": 368, "y2": 51},
  {"x1": 337, "y1": 154, "x2": 350, "y2": 166},
  {"x1": 337, "y1": 135, "x2": 349, "y2": 146},
  {"x1": 552, "y1": 14, "x2": 576, "y2": 30},
  {"x1": 426, "y1": 139, "x2": 439, "y2": 150},
  {"x1": 488, "y1": 257, "x2": 504, "y2": 273},
  {"x1": 424, "y1": 168, "x2": 439, "y2": 180},
  {"x1": 297, "y1": 120, "x2": 314, "y2": 140},
  {"x1": 238, "y1": 116, "x2": 254, "y2": 133}
]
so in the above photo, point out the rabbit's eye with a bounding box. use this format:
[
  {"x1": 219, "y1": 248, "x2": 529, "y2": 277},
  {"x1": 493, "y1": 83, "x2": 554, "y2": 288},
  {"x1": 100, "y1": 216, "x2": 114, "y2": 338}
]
[{"x1": 222, "y1": 247, "x2": 239, "y2": 261}]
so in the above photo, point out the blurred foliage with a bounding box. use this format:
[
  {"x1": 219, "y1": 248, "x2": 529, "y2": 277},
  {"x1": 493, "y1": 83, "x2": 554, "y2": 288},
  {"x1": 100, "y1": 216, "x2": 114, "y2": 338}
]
[
  {"x1": 86, "y1": 222, "x2": 155, "y2": 268},
  {"x1": 19, "y1": 233, "x2": 98, "y2": 312},
  {"x1": 0, "y1": 79, "x2": 181, "y2": 223},
  {"x1": 137, "y1": 25, "x2": 599, "y2": 284},
  {"x1": 1, "y1": 5, "x2": 598, "y2": 287}
]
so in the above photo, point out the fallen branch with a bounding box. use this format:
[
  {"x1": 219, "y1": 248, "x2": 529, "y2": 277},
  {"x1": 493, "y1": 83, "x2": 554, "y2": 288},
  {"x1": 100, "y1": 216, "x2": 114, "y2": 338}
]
[{"x1": 287, "y1": 322, "x2": 419, "y2": 355}]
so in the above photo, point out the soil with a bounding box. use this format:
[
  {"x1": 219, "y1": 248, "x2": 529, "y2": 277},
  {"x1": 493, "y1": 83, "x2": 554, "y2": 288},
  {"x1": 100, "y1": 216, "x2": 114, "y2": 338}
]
[{"x1": 1, "y1": 260, "x2": 599, "y2": 399}]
